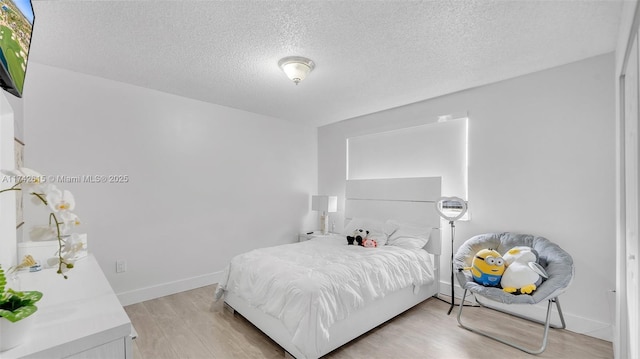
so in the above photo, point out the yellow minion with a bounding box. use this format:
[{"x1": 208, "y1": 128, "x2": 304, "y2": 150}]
[{"x1": 466, "y1": 248, "x2": 505, "y2": 286}]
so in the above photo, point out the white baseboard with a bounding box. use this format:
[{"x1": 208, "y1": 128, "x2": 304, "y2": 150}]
[
  {"x1": 439, "y1": 280, "x2": 613, "y2": 342},
  {"x1": 117, "y1": 271, "x2": 224, "y2": 306}
]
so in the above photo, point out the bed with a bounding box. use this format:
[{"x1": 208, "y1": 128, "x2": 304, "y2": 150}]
[{"x1": 215, "y1": 177, "x2": 442, "y2": 359}]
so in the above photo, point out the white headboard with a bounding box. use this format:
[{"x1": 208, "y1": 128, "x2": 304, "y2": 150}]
[{"x1": 344, "y1": 177, "x2": 442, "y2": 256}]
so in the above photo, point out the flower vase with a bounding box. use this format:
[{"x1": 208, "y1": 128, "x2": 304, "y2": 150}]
[{"x1": 0, "y1": 313, "x2": 35, "y2": 351}]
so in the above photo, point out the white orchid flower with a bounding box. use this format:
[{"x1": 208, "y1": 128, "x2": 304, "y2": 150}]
[
  {"x1": 46, "y1": 187, "x2": 75, "y2": 212},
  {"x1": 1, "y1": 167, "x2": 47, "y2": 194},
  {"x1": 28, "y1": 183, "x2": 56, "y2": 207},
  {"x1": 19, "y1": 167, "x2": 45, "y2": 182},
  {"x1": 1, "y1": 167, "x2": 85, "y2": 278},
  {"x1": 1, "y1": 168, "x2": 21, "y2": 180},
  {"x1": 60, "y1": 212, "x2": 81, "y2": 234},
  {"x1": 62, "y1": 233, "x2": 86, "y2": 255},
  {"x1": 18, "y1": 167, "x2": 47, "y2": 193}
]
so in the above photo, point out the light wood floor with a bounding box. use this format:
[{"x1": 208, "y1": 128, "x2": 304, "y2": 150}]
[{"x1": 125, "y1": 285, "x2": 613, "y2": 359}]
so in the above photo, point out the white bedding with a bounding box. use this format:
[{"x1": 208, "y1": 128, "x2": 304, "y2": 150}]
[{"x1": 214, "y1": 234, "x2": 435, "y2": 357}]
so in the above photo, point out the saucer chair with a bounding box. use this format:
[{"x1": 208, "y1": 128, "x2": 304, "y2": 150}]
[{"x1": 453, "y1": 232, "x2": 574, "y2": 354}]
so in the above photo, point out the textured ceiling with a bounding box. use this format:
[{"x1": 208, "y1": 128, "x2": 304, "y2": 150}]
[{"x1": 28, "y1": 0, "x2": 624, "y2": 127}]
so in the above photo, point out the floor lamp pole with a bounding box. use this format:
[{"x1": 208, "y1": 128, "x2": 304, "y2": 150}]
[
  {"x1": 447, "y1": 220, "x2": 456, "y2": 315},
  {"x1": 435, "y1": 196, "x2": 468, "y2": 315}
]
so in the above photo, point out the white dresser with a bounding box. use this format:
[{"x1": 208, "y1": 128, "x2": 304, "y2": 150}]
[{"x1": 2, "y1": 255, "x2": 134, "y2": 359}]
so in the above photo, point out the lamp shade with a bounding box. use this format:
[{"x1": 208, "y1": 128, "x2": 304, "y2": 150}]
[
  {"x1": 311, "y1": 195, "x2": 337, "y2": 213},
  {"x1": 278, "y1": 56, "x2": 315, "y2": 84}
]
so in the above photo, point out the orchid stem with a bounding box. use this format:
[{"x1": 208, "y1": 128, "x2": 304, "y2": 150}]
[
  {"x1": 31, "y1": 192, "x2": 47, "y2": 205},
  {"x1": 0, "y1": 187, "x2": 21, "y2": 194},
  {"x1": 49, "y1": 212, "x2": 67, "y2": 279}
]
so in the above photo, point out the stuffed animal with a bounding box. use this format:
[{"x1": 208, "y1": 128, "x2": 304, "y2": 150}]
[
  {"x1": 362, "y1": 238, "x2": 378, "y2": 248},
  {"x1": 347, "y1": 229, "x2": 369, "y2": 246},
  {"x1": 465, "y1": 248, "x2": 505, "y2": 287},
  {"x1": 500, "y1": 246, "x2": 548, "y2": 294}
]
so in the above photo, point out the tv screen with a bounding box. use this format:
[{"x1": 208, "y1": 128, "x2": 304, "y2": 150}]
[{"x1": 0, "y1": 0, "x2": 33, "y2": 98}]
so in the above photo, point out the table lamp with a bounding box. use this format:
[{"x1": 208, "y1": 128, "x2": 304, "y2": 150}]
[{"x1": 312, "y1": 195, "x2": 337, "y2": 235}]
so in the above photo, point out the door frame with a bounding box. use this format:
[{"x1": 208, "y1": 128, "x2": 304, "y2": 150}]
[{"x1": 617, "y1": 4, "x2": 640, "y2": 358}]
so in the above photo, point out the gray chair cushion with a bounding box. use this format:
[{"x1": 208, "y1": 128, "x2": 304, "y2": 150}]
[{"x1": 454, "y1": 232, "x2": 574, "y2": 304}]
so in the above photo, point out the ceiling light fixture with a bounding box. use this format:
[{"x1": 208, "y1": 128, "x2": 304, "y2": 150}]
[{"x1": 278, "y1": 56, "x2": 315, "y2": 85}]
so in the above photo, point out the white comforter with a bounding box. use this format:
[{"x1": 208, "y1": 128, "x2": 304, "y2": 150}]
[{"x1": 215, "y1": 235, "x2": 435, "y2": 357}]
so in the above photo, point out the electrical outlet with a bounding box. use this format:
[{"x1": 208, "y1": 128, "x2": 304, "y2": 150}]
[{"x1": 116, "y1": 260, "x2": 127, "y2": 273}]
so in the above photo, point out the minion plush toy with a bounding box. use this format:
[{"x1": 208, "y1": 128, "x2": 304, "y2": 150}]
[{"x1": 466, "y1": 249, "x2": 505, "y2": 286}]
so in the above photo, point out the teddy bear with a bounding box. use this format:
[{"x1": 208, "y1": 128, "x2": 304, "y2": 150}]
[{"x1": 347, "y1": 229, "x2": 368, "y2": 246}]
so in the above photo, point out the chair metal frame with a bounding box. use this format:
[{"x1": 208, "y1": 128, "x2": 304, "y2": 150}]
[{"x1": 456, "y1": 288, "x2": 567, "y2": 355}]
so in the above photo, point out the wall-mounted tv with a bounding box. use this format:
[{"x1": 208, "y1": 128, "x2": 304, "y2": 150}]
[{"x1": 0, "y1": 0, "x2": 33, "y2": 98}]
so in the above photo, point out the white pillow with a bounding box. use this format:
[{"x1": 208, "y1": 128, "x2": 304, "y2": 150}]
[
  {"x1": 386, "y1": 220, "x2": 432, "y2": 249},
  {"x1": 342, "y1": 218, "x2": 398, "y2": 246},
  {"x1": 387, "y1": 237, "x2": 429, "y2": 250}
]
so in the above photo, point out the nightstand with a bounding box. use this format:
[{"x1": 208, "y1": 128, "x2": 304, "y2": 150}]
[{"x1": 298, "y1": 231, "x2": 334, "y2": 242}]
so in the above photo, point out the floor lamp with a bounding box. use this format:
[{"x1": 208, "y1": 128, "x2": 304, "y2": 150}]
[{"x1": 435, "y1": 196, "x2": 468, "y2": 315}]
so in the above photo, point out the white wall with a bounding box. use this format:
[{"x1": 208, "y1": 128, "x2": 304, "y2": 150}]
[
  {"x1": 23, "y1": 63, "x2": 318, "y2": 304},
  {"x1": 319, "y1": 53, "x2": 616, "y2": 340}
]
